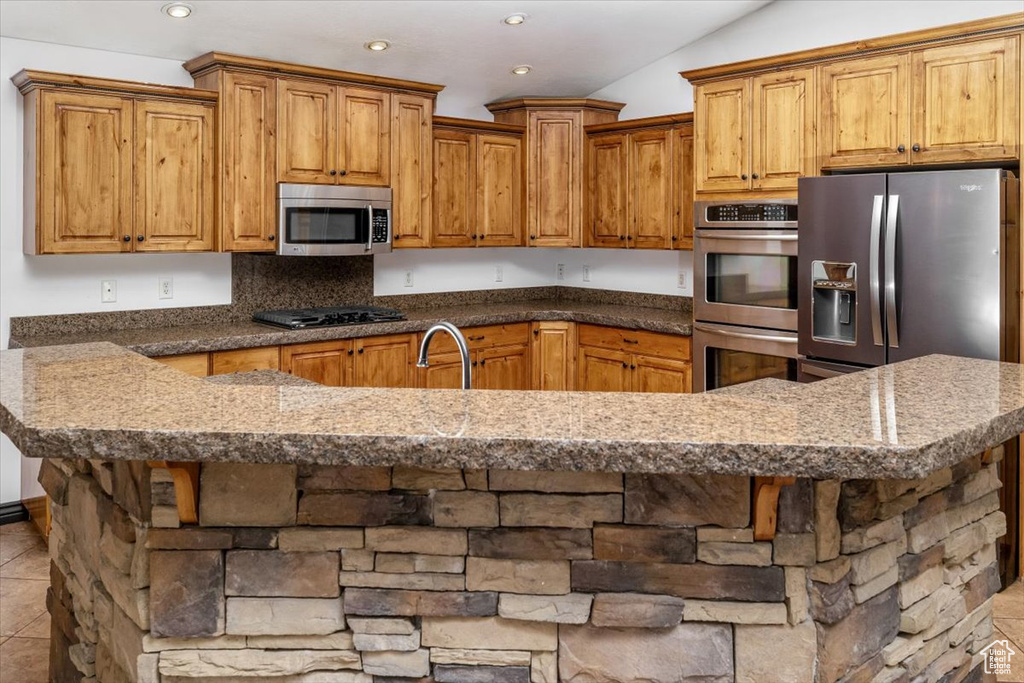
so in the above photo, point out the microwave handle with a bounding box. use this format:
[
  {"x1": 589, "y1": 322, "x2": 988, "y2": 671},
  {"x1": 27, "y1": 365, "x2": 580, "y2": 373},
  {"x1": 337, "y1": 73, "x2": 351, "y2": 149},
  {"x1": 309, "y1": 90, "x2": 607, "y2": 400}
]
[{"x1": 366, "y1": 204, "x2": 374, "y2": 251}]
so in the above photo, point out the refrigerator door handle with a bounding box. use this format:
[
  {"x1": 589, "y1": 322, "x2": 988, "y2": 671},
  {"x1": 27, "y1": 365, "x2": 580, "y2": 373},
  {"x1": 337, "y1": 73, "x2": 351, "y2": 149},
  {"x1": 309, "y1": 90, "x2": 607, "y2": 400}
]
[
  {"x1": 870, "y1": 194, "x2": 884, "y2": 347},
  {"x1": 884, "y1": 194, "x2": 900, "y2": 349}
]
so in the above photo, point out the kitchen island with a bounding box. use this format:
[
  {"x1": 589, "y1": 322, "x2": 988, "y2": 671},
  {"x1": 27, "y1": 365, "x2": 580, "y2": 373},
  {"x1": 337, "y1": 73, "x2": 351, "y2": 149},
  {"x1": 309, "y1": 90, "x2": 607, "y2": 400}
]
[{"x1": 1, "y1": 343, "x2": 1021, "y2": 683}]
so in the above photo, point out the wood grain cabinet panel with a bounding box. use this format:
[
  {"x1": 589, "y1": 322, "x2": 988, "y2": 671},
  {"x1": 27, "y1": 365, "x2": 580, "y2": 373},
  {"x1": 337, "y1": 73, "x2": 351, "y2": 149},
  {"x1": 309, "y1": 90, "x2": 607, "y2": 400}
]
[
  {"x1": 281, "y1": 340, "x2": 351, "y2": 386},
  {"x1": 154, "y1": 353, "x2": 210, "y2": 377},
  {"x1": 418, "y1": 350, "x2": 466, "y2": 389},
  {"x1": 340, "y1": 87, "x2": 391, "y2": 186},
  {"x1": 352, "y1": 334, "x2": 417, "y2": 388},
  {"x1": 911, "y1": 35, "x2": 1019, "y2": 164},
  {"x1": 277, "y1": 79, "x2": 336, "y2": 183},
  {"x1": 819, "y1": 53, "x2": 911, "y2": 168},
  {"x1": 630, "y1": 129, "x2": 674, "y2": 249},
  {"x1": 529, "y1": 111, "x2": 582, "y2": 247},
  {"x1": 577, "y1": 324, "x2": 692, "y2": 393},
  {"x1": 476, "y1": 344, "x2": 530, "y2": 391},
  {"x1": 431, "y1": 129, "x2": 475, "y2": 247},
  {"x1": 577, "y1": 346, "x2": 633, "y2": 393},
  {"x1": 134, "y1": 100, "x2": 216, "y2": 252},
  {"x1": 633, "y1": 354, "x2": 692, "y2": 394},
  {"x1": 695, "y1": 79, "x2": 751, "y2": 193},
  {"x1": 37, "y1": 90, "x2": 134, "y2": 254},
  {"x1": 210, "y1": 346, "x2": 281, "y2": 375},
  {"x1": 531, "y1": 321, "x2": 576, "y2": 391},
  {"x1": 674, "y1": 125, "x2": 695, "y2": 250},
  {"x1": 586, "y1": 132, "x2": 629, "y2": 247},
  {"x1": 477, "y1": 133, "x2": 523, "y2": 246},
  {"x1": 391, "y1": 94, "x2": 432, "y2": 247},
  {"x1": 750, "y1": 68, "x2": 816, "y2": 191}
]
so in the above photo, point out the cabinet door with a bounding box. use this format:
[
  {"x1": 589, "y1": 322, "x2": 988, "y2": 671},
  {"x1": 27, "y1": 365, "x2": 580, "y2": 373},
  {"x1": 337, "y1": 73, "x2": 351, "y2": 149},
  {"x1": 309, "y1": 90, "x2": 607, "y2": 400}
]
[
  {"x1": 352, "y1": 334, "x2": 416, "y2": 388},
  {"x1": 694, "y1": 78, "x2": 750, "y2": 193},
  {"x1": 751, "y1": 68, "x2": 816, "y2": 191},
  {"x1": 392, "y1": 94, "x2": 433, "y2": 248},
  {"x1": 820, "y1": 53, "x2": 910, "y2": 168},
  {"x1": 531, "y1": 321, "x2": 576, "y2": 391},
  {"x1": 417, "y1": 350, "x2": 466, "y2": 389},
  {"x1": 911, "y1": 36, "x2": 1019, "y2": 164},
  {"x1": 38, "y1": 90, "x2": 133, "y2": 254},
  {"x1": 154, "y1": 353, "x2": 210, "y2": 377},
  {"x1": 673, "y1": 124, "x2": 695, "y2": 250},
  {"x1": 220, "y1": 71, "x2": 277, "y2": 251},
  {"x1": 630, "y1": 129, "x2": 674, "y2": 249},
  {"x1": 134, "y1": 100, "x2": 216, "y2": 252},
  {"x1": 632, "y1": 354, "x2": 692, "y2": 394},
  {"x1": 477, "y1": 344, "x2": 530, "y2": 391},
  {"x1": 432, "y1": 129, "x2": 476, "y2": 247},
  {"x1": 339, "y1": 87, "x2": 390, "y2": 186},
  {"x1": 586, "y1": 132, "x2": 628, "y2": 248},
  {"x1": 210, "y1": 347, "x2": 281, "y2": 375},
  {"x1": 528, "y1": 110, "x2": 582, "y2": 247},
  {"x1": 281, "y1": 340, "x2": 351, "y2": 386},
  {"x1": 277, "y1": 79, "x2": 337, "y2": 184},
  {"x1": 477, "y1": 133, "x2": 523, "y2": 246},
  {"x1": 577, "y1": 346, "x2": 632, "y2": 393}
]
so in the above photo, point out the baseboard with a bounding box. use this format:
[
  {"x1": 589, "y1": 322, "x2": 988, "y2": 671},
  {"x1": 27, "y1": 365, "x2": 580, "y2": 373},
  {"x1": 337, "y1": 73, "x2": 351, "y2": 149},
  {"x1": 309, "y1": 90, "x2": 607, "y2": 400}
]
[
  {"x1": 23, "y1": 495, "x2": 48, "y2": 537},
  {"x1": 0, "y1": 501, "x2": 29, "y2": 525}
]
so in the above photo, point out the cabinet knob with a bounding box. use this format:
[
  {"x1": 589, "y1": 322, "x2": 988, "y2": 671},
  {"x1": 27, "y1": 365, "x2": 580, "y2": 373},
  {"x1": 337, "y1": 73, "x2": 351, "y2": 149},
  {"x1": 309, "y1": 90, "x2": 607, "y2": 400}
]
[
  {"x1": 626, "y1": 235, "x2": 633, "y2": 241},
  {"x1": 480, "y1": 359, "x2": 486, "y2": 366},
  {"x1": 530, "y1": 235, "x2": 536, "y2": 240},
  {"x1": 672, "y1": 236, "x2": 678, "y2": 242},
  {"x1": 533, "y1": 329, "x2": 539, "y2": 336},
  {"x1": 621, "y1": 362, "x2": 628, "y2": 368},
  {"x1": 619, "y1": 235, "x2": 625, "y2": 241},
  {"x1": 472, "y1": 360, "x2": 478, "y2": 367},
  {"x1": 122, "y1": 235, "x2": 131, "y2": 242},
  {"x1": 330, "y1": 170, "x2": 337, "y2": 176},
  {"x1": 912, "y1": 143, "x2": 921, "y2": 152},
  {"x1": 751, "y1": 173, "x2": 759, "y2": 179},
  {"x1": 357, "y1": 348, "x2": 364, "y2": 354},
  {"x1": 348, "y1": 349, "x2": 354, "y2": 355},
  {"x1": 741, "y1": 174, "x2": 748, "y2": 180},
  {"x1": 268, "y1": 234, "x2": 275, "y2": 241},
  {"x1": 897, "y1": 145, "x2": 906, "y2": 153},
  {"x1": 339, "y1": 170, "x2": 348, "y2": 176},
  {"x1": 394, "y1": 235, "x2": 400, "y2": 240},
  {"x1": 630, "y1": 364, "x2": 636, "y2": 370},
  {"x1": 478, "y1": 234, "x2": 484, "y2": 240},
  {"x1": 472, "y1": 234, "x2": 478, "y2": 240},
  {"x1": 136, "y1": 235, "x2": 145, "y2": 242}
]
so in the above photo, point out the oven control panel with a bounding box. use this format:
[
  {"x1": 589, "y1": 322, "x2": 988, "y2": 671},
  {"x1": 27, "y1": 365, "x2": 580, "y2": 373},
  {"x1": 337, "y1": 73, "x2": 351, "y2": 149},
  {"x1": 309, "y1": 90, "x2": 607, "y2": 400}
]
[{"x1": 696, "y1": 201, "x2": 798, "y2": 229}]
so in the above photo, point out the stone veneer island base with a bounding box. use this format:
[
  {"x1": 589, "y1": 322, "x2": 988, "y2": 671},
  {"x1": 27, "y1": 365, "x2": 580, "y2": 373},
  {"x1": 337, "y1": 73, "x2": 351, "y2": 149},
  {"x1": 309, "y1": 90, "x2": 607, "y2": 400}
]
[{"x1": 38, "y1": 451, "x2": 1007, "y2": 683}]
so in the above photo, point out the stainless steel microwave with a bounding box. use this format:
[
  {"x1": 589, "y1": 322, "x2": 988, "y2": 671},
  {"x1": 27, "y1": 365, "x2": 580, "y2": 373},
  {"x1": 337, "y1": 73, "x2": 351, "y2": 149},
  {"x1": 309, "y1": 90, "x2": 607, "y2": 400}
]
[{"x1": 277, "y1": 184, "x2": 392, "y2": 256}]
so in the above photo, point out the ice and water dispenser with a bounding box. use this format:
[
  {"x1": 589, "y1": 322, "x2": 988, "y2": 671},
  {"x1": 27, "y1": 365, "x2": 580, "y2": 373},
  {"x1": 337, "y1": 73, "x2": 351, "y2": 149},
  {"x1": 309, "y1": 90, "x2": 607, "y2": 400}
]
[{"x1": 811, "y1": 261, "x2": 856, "y2": 344}]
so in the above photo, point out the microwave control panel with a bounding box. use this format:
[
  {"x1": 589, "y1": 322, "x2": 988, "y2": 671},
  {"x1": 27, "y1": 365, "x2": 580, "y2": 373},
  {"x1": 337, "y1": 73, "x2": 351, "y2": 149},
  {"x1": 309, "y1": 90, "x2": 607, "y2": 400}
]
[{"x1": 371, "y1": 208, "x2": 390, "y2": 243}]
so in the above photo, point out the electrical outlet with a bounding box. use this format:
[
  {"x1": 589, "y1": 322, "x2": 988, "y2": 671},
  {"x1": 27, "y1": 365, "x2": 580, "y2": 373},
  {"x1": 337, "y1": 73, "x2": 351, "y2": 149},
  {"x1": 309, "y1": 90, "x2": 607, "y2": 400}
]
[
  {"x1": 403, "y1": 269, "x2": 414, "y2": 287},
  {"x1": 677, "y1": 271, "x2": 688, "y2": 289},
  {"x1": 101, "y1": 279, "x2": 117, "y2": 303},
  {"x1": 159, "y1": 277, "x2": 174, "y2": 299},
  {"x1": 556, "y1": 263, "x2": 565, "y2": 281},
  {"x1": 582, "y1": 265, "x2": 591, "y2": 283},
  {"x1": 495, "y1": 265, "x2": 504, "y2": 282}
]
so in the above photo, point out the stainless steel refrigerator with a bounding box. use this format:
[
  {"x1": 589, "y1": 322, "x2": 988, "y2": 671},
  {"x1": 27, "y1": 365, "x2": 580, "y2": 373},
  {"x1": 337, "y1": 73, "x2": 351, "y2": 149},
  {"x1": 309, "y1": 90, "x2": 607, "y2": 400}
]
[{"x1": 797, "y1": 169, "x2": 1019, "y2": 380}]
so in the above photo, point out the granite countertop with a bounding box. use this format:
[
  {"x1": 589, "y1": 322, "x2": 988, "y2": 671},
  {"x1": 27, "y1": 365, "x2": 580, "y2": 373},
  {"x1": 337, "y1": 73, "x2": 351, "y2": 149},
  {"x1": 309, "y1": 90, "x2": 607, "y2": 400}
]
[
  {"x1": 2, "y1": 343, "x2": 1021, "y2": 479},
  {"x1": 8, "y1": 300, "x2": 693, "y2": 356}
]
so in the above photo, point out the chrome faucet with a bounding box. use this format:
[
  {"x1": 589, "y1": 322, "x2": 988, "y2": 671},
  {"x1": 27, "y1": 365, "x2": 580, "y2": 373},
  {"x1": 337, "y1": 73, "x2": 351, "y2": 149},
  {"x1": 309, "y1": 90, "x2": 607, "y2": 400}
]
[{"x1": 417, "y1": 322, "x2": 471, "y2": 390}]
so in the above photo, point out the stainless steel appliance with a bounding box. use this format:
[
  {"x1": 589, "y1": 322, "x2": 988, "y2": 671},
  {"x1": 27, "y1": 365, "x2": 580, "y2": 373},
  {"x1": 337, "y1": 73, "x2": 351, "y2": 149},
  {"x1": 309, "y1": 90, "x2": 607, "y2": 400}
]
[
  {"x1": 278, "y1": 184, "x2": 392, "y2": 256},
  {"x1": 693, "y1": 200, "x2": 800, "y2": 391},
  {"x1": 253, "y1": 305, "x2": 405, "y2": 330},
  {"x1": 798, "y1": 169, "x2": 1019, "y2": 380}
]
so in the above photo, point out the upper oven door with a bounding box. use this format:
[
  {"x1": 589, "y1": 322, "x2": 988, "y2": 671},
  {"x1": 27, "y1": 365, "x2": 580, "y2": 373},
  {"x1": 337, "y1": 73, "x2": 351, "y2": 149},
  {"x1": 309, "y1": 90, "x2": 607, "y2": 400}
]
[{"x1": 694, "y1": 229, "x2": 798, "y2": 331}]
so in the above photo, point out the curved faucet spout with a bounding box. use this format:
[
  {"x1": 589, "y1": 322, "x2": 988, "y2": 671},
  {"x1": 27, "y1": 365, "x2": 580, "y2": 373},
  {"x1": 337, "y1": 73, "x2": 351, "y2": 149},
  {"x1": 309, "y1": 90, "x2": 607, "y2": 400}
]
[{"x1": 417, "y1": 322, "x2": 472, "y2": 390}]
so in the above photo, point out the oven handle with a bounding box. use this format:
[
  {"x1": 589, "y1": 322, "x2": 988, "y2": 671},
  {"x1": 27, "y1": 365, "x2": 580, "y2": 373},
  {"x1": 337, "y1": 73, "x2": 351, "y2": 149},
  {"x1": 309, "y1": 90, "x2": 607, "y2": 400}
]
[
  {"x1": 697, "y1": 233, "x2": 798, "y2": 242},
  {"x1": 693, "y1": 322, "x2": 797, "y2": 345},
  {"x1": 366, "y1": 204, "x2": 374, "y2": 251}
]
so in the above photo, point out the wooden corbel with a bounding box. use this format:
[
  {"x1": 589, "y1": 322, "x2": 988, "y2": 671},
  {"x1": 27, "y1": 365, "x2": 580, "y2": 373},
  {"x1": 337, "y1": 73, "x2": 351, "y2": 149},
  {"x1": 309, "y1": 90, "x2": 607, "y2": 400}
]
[
  {"x1": 147, "y1": 461, "x2": 200, "y2": 524},
  {"x1": 752, "y1": 476, "x2": 797, "y2": 541}
]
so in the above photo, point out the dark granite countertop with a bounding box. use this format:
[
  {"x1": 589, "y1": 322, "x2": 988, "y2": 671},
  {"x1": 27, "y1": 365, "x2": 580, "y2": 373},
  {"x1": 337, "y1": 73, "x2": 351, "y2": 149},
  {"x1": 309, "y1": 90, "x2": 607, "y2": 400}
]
[
  {"x1": 2, "y1": 343, "x2": 1021, "y2": 479},
  {"x1": 8, "y1": 300, "x2": 693, "y2": 356}
]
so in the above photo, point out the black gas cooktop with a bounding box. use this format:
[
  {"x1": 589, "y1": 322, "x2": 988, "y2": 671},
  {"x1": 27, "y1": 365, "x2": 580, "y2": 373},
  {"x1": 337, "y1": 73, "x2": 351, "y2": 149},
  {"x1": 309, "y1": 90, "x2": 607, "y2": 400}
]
[{"x1": 253, "y1": 305, "x2": 406, "y2": 330}]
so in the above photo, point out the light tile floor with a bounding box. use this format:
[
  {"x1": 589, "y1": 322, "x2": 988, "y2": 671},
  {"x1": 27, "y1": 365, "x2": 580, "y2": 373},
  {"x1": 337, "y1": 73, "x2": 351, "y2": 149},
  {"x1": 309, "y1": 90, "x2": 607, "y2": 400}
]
[{"x1": 0, "y1": 519, "x2": 1020, "y2": 682}]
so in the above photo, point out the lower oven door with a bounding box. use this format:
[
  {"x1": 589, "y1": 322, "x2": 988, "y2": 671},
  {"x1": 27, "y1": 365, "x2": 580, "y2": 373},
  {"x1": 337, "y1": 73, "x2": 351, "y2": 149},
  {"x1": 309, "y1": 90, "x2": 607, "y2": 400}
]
[
  {"x1": 694, "y1": 229, "x2": 799, "y2": 331},
  {"x1": 693, "y1": 322, "x2": 799, "y2": 393}
]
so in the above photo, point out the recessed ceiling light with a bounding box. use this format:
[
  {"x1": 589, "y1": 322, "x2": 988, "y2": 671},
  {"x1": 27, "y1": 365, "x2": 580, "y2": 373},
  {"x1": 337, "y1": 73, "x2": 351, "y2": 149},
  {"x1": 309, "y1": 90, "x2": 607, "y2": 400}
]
[
  {"x1": 161, "y1": 2, "x2": 193, "y2": 18},
  {"x1": 503, "y1": 13, "x2": 527, "y2": 25},
  {"x1": 365, "y1": 40, "x2": 390, "y2": 52},
  {"x1": 511, "y1": 65, "x2": 532, "y2": 76}
]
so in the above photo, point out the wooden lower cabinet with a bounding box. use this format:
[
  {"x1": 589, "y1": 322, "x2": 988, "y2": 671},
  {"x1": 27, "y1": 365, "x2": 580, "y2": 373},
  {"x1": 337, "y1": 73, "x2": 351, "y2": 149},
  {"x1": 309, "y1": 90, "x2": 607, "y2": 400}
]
[
  {"x1": 281, "y1": 334, "x2": 416, "y2": 388},
  {"x1": 153, "y1": 353, "x2": 210, "y2": 377},
  {"x1": 633, "y1": 354, "x2": 692, "y2": 394},
  {"x1": 280, "y1": 340, "x2": 350, "y2": 385},
  {"x1": 210, "y1": 347, "x2": 281, "y2": 375},
  {"x1": 418, "y1": 350, "x2": 466, "y2": 389},
  {"x1": 476, "y1": 344, "x2": 530, "y2": 391},
  {"x1": 577, "y1": 324, "x2": 692, "y2": 393},
  {"x1": 531, "y1": 321, "x2": 576, "y2": 391},
  {"x1": 577, "y1": 346, "x2": 632, "y2": 393},
  {"x1": 416, "y1": 323, "x2": 531, "y2": 390}
]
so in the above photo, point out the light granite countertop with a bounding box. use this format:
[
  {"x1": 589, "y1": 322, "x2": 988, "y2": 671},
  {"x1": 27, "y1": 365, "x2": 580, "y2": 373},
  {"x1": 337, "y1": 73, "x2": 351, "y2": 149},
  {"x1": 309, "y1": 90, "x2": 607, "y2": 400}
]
[
  {"x1": 8, "y1": 300, "x2": 693, "y2": 356},
  {"x1": 2, "y1": 343, "x2": 1021, "y2": 479}
]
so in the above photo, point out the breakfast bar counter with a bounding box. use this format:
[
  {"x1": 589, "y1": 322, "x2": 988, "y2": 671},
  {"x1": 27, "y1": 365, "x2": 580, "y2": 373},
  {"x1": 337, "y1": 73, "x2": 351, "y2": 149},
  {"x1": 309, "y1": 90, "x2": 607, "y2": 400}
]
[{"x1": 0, "y1": 343, "x2": 1020, "y2": 683}]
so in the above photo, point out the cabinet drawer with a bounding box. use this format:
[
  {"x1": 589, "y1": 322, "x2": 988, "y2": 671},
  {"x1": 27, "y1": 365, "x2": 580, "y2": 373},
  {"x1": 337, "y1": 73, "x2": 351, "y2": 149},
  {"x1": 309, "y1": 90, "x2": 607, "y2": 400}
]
[
  {"x1": 422, "y1": 323, "x2": 530, "y2": 354},
  {"x1": 210, "y1": 346, "x2": 281, "y2": 375},
  {"x1": 577, "y1": 324, "x2": 691, "y2": 360}
]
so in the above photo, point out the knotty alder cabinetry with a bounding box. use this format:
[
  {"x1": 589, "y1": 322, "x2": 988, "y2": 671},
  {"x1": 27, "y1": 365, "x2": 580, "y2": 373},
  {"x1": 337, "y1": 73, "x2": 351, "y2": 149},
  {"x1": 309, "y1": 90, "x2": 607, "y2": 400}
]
[
  {"x1": 416, "y1": 323, "x2": 531, "y2": 391},
  {"x1": 281, "y1": 334, "x2": 417, "y2": 387},
  {"x1": 531, "y1": 321, "x2": 576, "y2": 391},
  {"x1": 584, "y1": 114, "x2": 695, "y2": 250},
  {"x1": 431, "y1": 117, "x2": 525, "y2": 247},
  {"x1": 577, "y1": 324, "x2": 692, "y2": 394},
  {"x1": 14, "y1": 71, "x2": 217, "y2": 255}
]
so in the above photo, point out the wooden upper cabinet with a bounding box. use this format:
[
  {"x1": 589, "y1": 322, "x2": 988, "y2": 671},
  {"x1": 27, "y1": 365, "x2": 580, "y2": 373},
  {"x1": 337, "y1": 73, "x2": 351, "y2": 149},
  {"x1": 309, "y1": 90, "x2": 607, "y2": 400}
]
[
  {"x1": 432, "y1": 129, "x2": 476, "y2": 247},
  {"x1": 819, "y1": 53, "x2": 910, "y2": 168},
  {"x1": 35, "y1": 90, "x2": 134, "y2": 254},
  {"x1": 477, "y1": 133, "x2": 523, "y2": 246},
  {"x1": 911, "y1": 36, "x2": 1019, "y2": 164},
  {"x1": 531, "y1": 321, "x2": 576, "y2": 391},
  {"x1": 215, "y1": 71, "x2": 277, "y2": 251},
  {"x1": 277, "y1": 78, "x2": 336, "y2": 183},
  {"x1": 750, "y1": 68, "x2": 816, "y2": 191},
  {"x1": 630, "y1": 129, "x2": 674, "y2": 249},
  {"x1": 529, "y1": 110, "x2": 582, "y2": 246},
  {"x1": 340, "y1": 87, "x2": 391, "y2": 186},
  {"x1": 586, "y1": 132, "x2": 628, "y2": 247},
  {"x1": 673, "y1": 124, "x2": 695, "y2": 250},
  {"x1": 134, "y1": 100, "x2": 216, "y2": 252},
  {"x1": 391, "y1": 94, "x2": 433, "y2": 248},
  {"x1": 352, "y1": 334, "x2": 416, "y2": 388},
  {"x1": 695, "y1": 78, "x2": 750, "y2": 193}
]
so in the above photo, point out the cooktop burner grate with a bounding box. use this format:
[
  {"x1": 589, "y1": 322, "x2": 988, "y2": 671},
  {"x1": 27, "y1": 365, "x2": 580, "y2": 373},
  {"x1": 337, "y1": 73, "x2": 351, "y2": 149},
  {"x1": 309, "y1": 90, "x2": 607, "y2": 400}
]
[{"x1": 253, "y1": 305, "x2": 406, "y2": 330}]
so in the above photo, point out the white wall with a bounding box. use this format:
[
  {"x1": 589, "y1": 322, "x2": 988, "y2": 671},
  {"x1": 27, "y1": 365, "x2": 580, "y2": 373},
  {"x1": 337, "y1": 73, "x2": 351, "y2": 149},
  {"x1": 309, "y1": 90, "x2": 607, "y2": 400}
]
[
  {"x1": 589, "y1": 0, "x2": 1024, "y2": 119},
  {"x1": 0, "y1": 37, "x2": 235, "y2": 504},
  {"x1": 374, "y1": 248, "x2": 692, "y2": 297}
]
